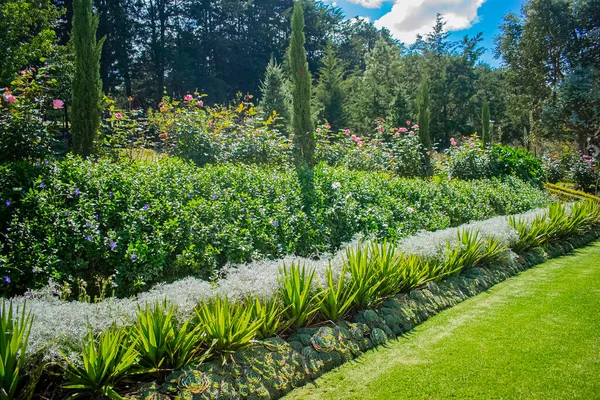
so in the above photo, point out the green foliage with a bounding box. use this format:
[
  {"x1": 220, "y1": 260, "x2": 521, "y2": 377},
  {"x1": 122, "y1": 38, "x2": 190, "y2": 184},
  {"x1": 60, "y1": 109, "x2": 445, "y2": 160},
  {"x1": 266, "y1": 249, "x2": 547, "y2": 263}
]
[
  {"x1": 318, "y1": 262, "x2": 357, "y2": 321},
  {"x1": 417, "y1": 76, "x2": 432, "y2": 154},
  {"x1": 71, "y1": 0, "x2": 105, "y2": 157},
  {"x1": 0, "y1": 301, "x2": 33, "y2": 400},
  {"x1": 389, "y1": 87, "x2": 411, "y2": 130},
  {"x1": 352, "y1": 38, "x2": 401, "y2": 132},
  {"x1": 446, "y1": 141, "x2": 545, "y2": 186},
  {"x1": 481, "y1": 98, "x2": 491, "y2": 147},
  {"x1": 259, "y1": 57, "x2": 292, "y2": 131},
  {"x1": 133, "y1": 300, "x2": 208, "y2": 378},
  {"x1": 491, "y1": 145, "x2": 546, "y2": 187},
  {"x1": 289, "y1": 0, "x2": 315, "y2": 166},
  {"x1": 278, "y1": 262, "x2": 320, "y2": 329},
  {"x1": 195, "y1": 296, "x2": 260, "y2": 356},
  {"x1": 0, "y1": 0, "x2": 61, "y2": 86},
  {"x1": 315, "y1": 43, "x2": 346, "y2": 131},
  {"x1": 0, "y1": 156, "x2": 548, "y2": 297},
  {"x1": 61, "y1": 325, "x2": 138, "y2": 399}
]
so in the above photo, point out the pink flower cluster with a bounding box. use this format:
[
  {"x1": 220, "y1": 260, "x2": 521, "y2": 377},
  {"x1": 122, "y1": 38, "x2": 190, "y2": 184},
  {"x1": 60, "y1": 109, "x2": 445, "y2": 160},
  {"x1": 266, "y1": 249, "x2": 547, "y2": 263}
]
[
  {"x1": 2, "y1": 91, "x2": 15, "y2": 103},
  {"x1": 450, "y1": 137, "x2": 457, "y2": 146}
]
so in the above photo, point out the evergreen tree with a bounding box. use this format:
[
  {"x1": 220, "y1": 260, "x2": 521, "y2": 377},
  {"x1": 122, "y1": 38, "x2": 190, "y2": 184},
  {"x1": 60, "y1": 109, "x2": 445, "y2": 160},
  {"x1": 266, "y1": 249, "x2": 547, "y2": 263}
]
[
  {"x1": 353, "y1": 38, "x2": 401, "y2": 132},
  {"x1": 260, "y1": 57, "x2": 292, "y2": 130},
  {"x1": 389, "y1": 86, "x2": 411, "y2": 129},
  {"x1": 481, "y1": 98, "x2": 491, "y2": 146},
  {"x1": 417, "y1": 76, "x2": 432, "y2": 152},
  {"x1": 315, "y1": 42, "x2": 346, "y2": 130},
  {"x1": 71, "y1": 0, "x2": 104, "y2": 157},
  {"x1": 289, "y1": 0, "x2": 314, "y2": 166}
]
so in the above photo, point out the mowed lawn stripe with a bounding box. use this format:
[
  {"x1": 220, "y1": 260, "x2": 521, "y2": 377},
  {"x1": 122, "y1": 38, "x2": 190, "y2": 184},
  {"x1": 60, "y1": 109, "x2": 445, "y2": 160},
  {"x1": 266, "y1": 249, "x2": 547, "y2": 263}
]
[{"x1": 285, "y1": 242, "x2": 600, "y2": 400}]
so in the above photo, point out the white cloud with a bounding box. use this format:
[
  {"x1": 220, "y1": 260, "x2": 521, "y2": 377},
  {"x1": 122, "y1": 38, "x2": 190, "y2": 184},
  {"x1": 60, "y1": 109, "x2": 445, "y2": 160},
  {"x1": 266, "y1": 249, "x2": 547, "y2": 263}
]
[
  {"x1": 347, "y1": 0, "x2": 387, "y2": 8},
  {"x1": 374, "y1": 0, "x2": 486, "y2": 45}
]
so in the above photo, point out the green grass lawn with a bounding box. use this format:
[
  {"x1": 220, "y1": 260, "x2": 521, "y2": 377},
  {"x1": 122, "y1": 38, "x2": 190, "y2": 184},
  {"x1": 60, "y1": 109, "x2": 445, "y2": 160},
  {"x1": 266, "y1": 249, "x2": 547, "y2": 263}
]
[{"x1": 285, "y1": 242, "x2": 600, "y2": 400}]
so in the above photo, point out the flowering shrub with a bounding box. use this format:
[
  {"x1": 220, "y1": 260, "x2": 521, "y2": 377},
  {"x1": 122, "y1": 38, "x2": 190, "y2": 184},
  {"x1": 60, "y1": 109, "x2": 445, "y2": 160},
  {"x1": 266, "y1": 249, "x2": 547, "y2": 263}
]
[
  {"x1": 0, "y1": 69, "x2": 62, "y2": 162},
  {"x1": 0, "y1": 156, "x2": 547, "y2": 297},
  {"x1": 569, "y1": 153, "x2": 599, "y2": 193},
  {"x1": 542, "y1": 153, "x2": 563, "y2": 183},
  {"x1": 445, "y1": 137, "x2": 545, "y2": 186},
  {"x1": 315, "y1": 124, "x2": 429, "y2": 177}
]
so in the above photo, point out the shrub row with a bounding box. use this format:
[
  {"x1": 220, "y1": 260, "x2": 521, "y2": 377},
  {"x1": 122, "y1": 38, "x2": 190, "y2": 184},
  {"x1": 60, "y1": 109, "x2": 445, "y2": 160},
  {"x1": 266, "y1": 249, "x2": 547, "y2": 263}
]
[
  {"x1": 0, "y1": 156, "x2": 547, "y2": 296},
  {"x1": 4, "y1": 201, "x2": 599, "y2": 399}
]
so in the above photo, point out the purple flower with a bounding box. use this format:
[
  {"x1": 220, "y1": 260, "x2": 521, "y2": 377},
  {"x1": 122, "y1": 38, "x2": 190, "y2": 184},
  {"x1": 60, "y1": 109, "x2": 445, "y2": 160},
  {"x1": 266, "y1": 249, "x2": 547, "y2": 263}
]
[
  {"x1": 131, "y1": 254, "x2": 138, "y2": 260},
  {"x1": 273, "y1": 221, "x2": 279, "y2": 227},
  {"x1": 74, "y1": 188, "x2": 80, "y2": 196},
  {"x1": 108, "y1": 192, "x2": 113, "y2": 199},
  {"x1": 5, "y1": 200, "x2": 10, "y2": 207},
  {"x1": 40, "y1": 182, "x2": 45, "y2": 189},
  {"x1": 240, "y1": 199, "x2": 245, "y2": 203},
  {"x1": 241, "y1": 208, "x2": 246, "y2": 213},
  {"x1": 142, "y1": 204, "x2": 149, "y2": 211},
  {"x1": 212, "y1": 194, "x2": 217, "y2": 200},
  {"x1": 86, "y1": 236, "x2": 93, "y2": 241},
  {"x1": 94, "y1": 214, "x2": 99, "y2": 220},
  {"x1": 36, "y1": 162, "x2": 41, "y2": 167},
  {"x1": 109, "y1": 241, "x2": 117, "y2": 250},
  {"x1": 3, "y1": 276, "x2": 10, "y2": 284},
  {"x1": 44, "y1": 160, "x2": 49, "y2": 165}
]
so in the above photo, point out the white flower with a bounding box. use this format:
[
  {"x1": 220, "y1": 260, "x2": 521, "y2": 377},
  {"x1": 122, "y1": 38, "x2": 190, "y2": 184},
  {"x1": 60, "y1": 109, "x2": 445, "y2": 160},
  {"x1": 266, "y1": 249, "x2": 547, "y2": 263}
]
[
  {"x1": 332, "y1": 181, "x2": 341, "y2": 190},
  {"x1": 407, "y1": 206, "x2": 415, "y2": 213}
]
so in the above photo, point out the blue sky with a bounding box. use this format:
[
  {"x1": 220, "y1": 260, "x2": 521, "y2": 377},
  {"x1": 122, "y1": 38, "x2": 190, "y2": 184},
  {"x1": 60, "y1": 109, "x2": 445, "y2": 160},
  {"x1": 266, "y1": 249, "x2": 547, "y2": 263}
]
[{"x1": 326, "y1": 0, "x2": 525, "y2": 67}]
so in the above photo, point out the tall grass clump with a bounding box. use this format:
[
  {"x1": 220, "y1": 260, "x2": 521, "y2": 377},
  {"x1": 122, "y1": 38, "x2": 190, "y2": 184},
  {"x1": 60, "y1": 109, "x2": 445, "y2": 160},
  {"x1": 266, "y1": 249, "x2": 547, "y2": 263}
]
[{"x1": 278, "y1": 262, "x2": 321, "y2": 329}]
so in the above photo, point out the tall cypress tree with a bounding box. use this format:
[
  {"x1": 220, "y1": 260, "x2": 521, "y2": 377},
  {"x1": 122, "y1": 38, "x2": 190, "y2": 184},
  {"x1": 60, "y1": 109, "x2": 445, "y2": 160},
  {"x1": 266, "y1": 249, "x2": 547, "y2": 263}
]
[
  {"x1": 481, "y1": 98, "x2": 491, "y2": 146},
  {"x1": 289, "y1": 0, "x2": 314, "y2": 166},
  {"x1": 417, "y1": 76, "x2": 432, "y2": 152},
  {"x1": 71, "y1": 0, "x2": 105, "y2": 157}
]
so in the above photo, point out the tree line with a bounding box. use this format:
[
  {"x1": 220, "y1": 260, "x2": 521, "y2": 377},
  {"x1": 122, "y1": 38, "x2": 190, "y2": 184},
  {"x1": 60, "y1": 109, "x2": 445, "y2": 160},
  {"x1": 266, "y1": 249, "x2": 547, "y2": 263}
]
[{"x1": 1, "y1": 0, "x2": 598, "y2": 149}]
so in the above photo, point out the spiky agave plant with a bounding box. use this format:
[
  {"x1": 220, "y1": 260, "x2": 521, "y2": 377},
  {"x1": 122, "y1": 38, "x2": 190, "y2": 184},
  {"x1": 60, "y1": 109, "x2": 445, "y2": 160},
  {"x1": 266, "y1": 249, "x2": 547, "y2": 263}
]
[
  {"x1": 278, "y1": 261, "x2": 321, "y2": 330},
  {"x1": 61, "y1": 324, "x2": 138, "y2": 399},
  {"x1": 318, "y1": 261, "x2": 357, "y2": 321},
  {"x1": 195, "y1": 296, "x2": 260, "y2": 356},
  {"x1": 245, "y1": 295, "x2": 284, "y2": 340},
  {"x1": 134, "y1": 300, "x2": 210, "y2": 378},
  {"x1": 0, "y1": 301, "x2": 33, "y2": 400}
]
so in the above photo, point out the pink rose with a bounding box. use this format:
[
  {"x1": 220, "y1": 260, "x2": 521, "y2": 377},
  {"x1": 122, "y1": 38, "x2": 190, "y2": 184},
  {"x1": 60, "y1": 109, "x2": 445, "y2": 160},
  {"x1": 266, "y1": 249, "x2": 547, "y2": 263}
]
[
  {"x1": 115, "y1": 113, "x2": 122, "y2": 119},
  {"x1": 53, "y1": 99, "x2": 64, "y2": 109},
  {"x1": 316, "y1": 128, "x2": 322, "y2": 133},
  {"x1": 377, "y1": 125, "x2": 385, "y2": 132},
  {"x1": 326, "y1": 124, "x2": 331, "y2": 129},
  {"x1": 344, "y1": 129, "x2": 351, "y2": 135},
  {"x1": 450, "y1": 138, "x2": 457, "y2": 146},
  {"x1": 184, "y1": 94, "x2": 193, "y2": 101},
  {"x1": 399, "y1": 127, "x2": 408, "y2": 133},
  {"x1": 470, "y1": 143, "x2": 475, "y2": 148},
  {"x1": 197, "y1": 100, "x2": 203, "y2": 107},
  {"x1": 2, "y1": 93, "x2": 15, "y2": 103},
  {"x1": 412, "y1": 124, "x2": 419, "y2": 129},
  {"x1": 406, "y1": 121, "x2": 411, "y2": 126}
]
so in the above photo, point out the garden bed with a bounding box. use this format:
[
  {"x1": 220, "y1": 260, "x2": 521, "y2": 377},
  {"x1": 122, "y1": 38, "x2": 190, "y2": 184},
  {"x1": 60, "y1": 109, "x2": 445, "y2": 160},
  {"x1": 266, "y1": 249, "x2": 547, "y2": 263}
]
[{"x1": 137, "y1": 229, "x2": 600, "y2": 400}]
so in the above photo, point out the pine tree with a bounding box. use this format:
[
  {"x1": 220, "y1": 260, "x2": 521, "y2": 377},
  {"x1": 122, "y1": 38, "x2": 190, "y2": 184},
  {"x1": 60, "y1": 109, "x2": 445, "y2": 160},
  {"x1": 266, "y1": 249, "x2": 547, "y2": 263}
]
[
  {"x1": 353, "y1": 38, "x2": 401, "y2": 132},
  {"x1": 389, "y1": 86, "x2": 411, "y2": 129},
  {"x1": 289, "y1": 0, "x2": 314, "y2": 166},
  {"x1": 71, "y1": 0, "x2": 105, "y2": 157},
  {"x1": 260, "y1": 57, "x2": 292, "y2": 131},
  {"x1": 417, "y1": 76, "x2": 432, "y2": 152},
  {"x1": 315, "y1": 42, "x2": 346, "y2": 131},
  {"x1": 481, "y1": 98, "x2": 491, "y2": 146}
]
